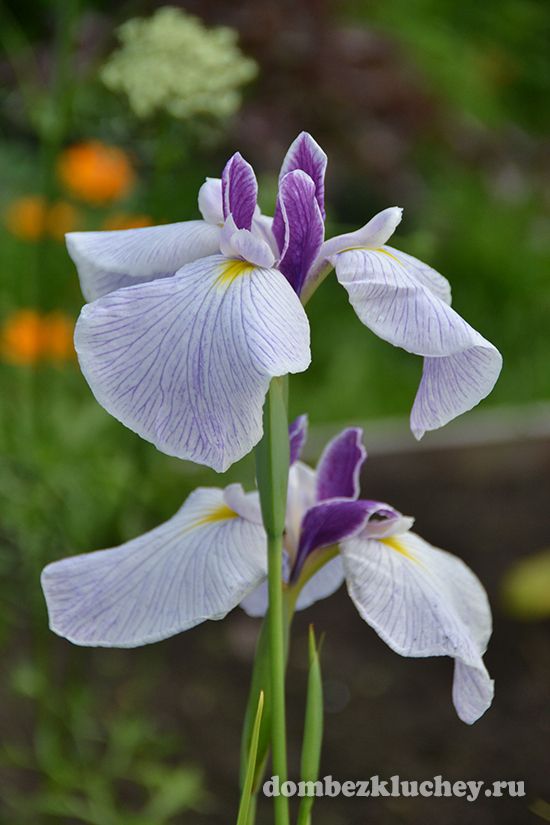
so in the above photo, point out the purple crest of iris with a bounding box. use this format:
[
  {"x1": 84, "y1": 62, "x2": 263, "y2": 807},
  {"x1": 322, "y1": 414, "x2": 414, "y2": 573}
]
[
  {"x1": 42, "y1": 416, "x2": 493, "y2": 725},
  {"x1": 67, "y1": 132, "x2": 502, "y2": 472}
]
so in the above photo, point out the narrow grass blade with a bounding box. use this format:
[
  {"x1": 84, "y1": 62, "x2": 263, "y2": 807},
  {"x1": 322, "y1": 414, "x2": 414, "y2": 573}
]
[
  {"x1": 297, "y1": 625, "x2": 324, "y2": 825},
  {"x1": 237, "y1": 690, "x2": 265, "y2": 825}
]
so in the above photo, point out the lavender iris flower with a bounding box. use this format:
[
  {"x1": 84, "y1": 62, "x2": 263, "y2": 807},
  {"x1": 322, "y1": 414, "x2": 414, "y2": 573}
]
[
  {"x1": 69, "y1": 151, "x2": 310, "y2": 472},
  {"x1": 42, "y1": 416, "x2": 493, "y2": 724},
  {"x1": 67, "y1": 133, "x2": 501, "y2": 472}
]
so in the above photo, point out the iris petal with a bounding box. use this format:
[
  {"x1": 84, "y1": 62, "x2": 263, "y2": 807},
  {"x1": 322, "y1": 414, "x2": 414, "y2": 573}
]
[
  {"x1": 198, "y1": 178, "x2": 224, "y2": 225},
  {"x1": 222, "y1": 153, "x2": 258, "y2": 230},
  {"x1": 67, "y1": 221, "x2": 221, "y2": 301},
  {"x1": 292, "y1": 498, "x2": 392, "y2": 579},
  {"x1": 75, "y1": 254, "x2": 311, "y2": 472},
  {"x1": 295, "y1": 556, "x2": 345, "y2": 611},
  {"x1": 289, "y1": 414, "x2": 308, "y2": 465},
  {"x1": 273, "y1": 170, "x2": 325, "y2": 295},
  {"x1": 41, "y1": 487, "x2": 267, "y2": 647},
  {"x1": 315, "y1": 427, "x2": 366, "y2": 501},
  {"x1": 278, "y1": 132, "x2": 327, "y2": 218},
  {"x1": 334, "y1": 247, "x2": 502, "y2": 436},
  {"x1": 341, "y1": 531, "x2": 493, "y2": 723}
]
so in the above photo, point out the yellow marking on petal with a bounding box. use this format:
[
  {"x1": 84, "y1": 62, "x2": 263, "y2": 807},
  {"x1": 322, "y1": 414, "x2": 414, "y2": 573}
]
[
  {"x1": 336, "y1": 246, "x2": 403, "y2": 265},
  {"x1": 192, "y1": 503, "x2": 238, "y2": 529},
  {"x1": 217, "y1": 259, "x2": 255, "y2": 287},
  {"x1": 373, "y1": 247, "x2": 402, "y2": 264},
  {"x1": 381, "y1": 535, "x2": 417, "y2": 562}
]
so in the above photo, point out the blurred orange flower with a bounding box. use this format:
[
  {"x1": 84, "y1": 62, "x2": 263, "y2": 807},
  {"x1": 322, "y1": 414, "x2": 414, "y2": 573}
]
[
  {"x1": 5, "y1": 196, "x2": 47, "y2": 240},
  {"x1": 58, "y1": 141, "x2": 135, "y2": 204},
  {"x1": 46, "y1": 201, "x2": 80, "y2": 240},
  {"x1": 1, "y1": 310, "x2": 44, "y2": 364},
  {"x1": 42, "y1": 312, "x2": 76, "y2": 362},
  {"x1": 1, "y1": 310, "x2": 75, "y2": 365},
  {"x1": 5, "y1": 196, "x2": 80, "y2": 241},
  {"x1": 102, "y1": 212, "x2": 153, "y2": 230}
]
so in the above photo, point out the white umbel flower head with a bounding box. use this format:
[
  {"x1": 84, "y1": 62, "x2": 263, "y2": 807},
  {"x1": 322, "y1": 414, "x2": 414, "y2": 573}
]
[{"x1": 101, "y1": 7, "x2": 257, "y2": 120}]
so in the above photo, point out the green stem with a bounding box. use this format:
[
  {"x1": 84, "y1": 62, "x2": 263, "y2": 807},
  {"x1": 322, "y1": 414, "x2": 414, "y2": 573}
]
[
  {"x1": 267, "y1": 530, "x2": 289, "y2": 825},
  {"x1": 255, "y1": 377, "x2": 290, "y2": 825}
]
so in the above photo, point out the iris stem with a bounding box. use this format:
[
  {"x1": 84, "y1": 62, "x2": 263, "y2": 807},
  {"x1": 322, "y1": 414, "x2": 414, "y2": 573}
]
[
  {"x1": 255, "y1": 377, "x2": 290, "y2": 825},
  {"x1": 267, "y1": 531, "x2": 289, "y2": 825}
]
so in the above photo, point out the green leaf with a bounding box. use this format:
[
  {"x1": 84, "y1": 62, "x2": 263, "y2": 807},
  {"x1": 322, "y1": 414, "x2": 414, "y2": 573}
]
[
  {"x1": 237, "y1": 690, "x2": 265, "y2": 825},
  {"x1": 240, "y1": 619, "x2": 272, "y2": 792},
  {"x1": 297, "y1": 625, "x2": 324, "y2": 825}
]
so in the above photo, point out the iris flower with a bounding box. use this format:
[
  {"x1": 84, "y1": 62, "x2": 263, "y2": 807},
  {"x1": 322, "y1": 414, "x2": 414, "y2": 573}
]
[
  {"x1": 42, "y1": 417, "x2": 493, "y2": 724},
  {"x1": 67, "y1": 133, "x2": 501, "y2": 471}
]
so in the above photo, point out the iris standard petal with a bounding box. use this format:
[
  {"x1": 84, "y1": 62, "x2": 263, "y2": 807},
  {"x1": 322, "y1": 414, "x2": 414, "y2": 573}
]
[
  {"x1": 273, "y1": 170, "x2": 325, "y2": 295},
  {"x1": 278, "y1": 132, "x2": 327, "y2": 218},
  {"x1": 75, "y1": 254, "x2": 311, "y2": 472},
  {"x1": 67, "y1": 221, "x2": 221, "y2": 302},
  {"x1": 41, "y1": 487, "x2": 267, "y2": 647},
  {"x1": 341, "y1": 531, "x2": 494, "y2": 723},
  {"x1": 289, "y1": 414, "x2": 308, "y2": 465},
  {"x1": 334, "y1": 247, "x2": 502, "y2": 436},
  {"x1": 315, "y1": 427, "x2": 366, "y2": 502},
  {"x1": 222, "y1": 152, "x2": 258, "y2": 230}
]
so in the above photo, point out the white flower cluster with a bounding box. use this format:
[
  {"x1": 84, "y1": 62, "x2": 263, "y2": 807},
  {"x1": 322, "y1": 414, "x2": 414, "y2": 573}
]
[{"x1": 101, "y1": 6, "x2": 257, "y2": 120}]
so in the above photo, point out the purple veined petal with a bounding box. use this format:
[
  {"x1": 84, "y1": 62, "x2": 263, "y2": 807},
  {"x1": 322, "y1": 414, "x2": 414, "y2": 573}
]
[
  {"x1": 410, "y1": 347, "x2": 502, "y2": 439},
  {"x1": 272, "y1": 170, "x2": 325, "y2": 295},
  {"x1": 279, "y1": 132, "x2": 328, "y2": 218},
  {"x1": 341, "y1": 530, "x2": 494, "y2": 723},
  {"x1": 316, "y1": 427, "x2": 367, "y2": 502},
  {"x1": 294, "y1": 555, "x2": 345, "y2": 611},
  {"x1": 222, "y1": 152, "x2": 258, "y2": 230},
  {"x1": 382, "y1": 246, "x2": 451, "y2": 305},
  {"x1": 41, "y1": 487, "x2": 267, "y2": 647},
  {"x1": 198, "y1": 177, "x2": 224, "y2": 225},
  {"x1": 219, "y1": 215, "x2": 276, "y2": 268},
  {"x1": 289, "y1": 414, "x2": 308, "y2": 465},
  {"x1": 334, "y1": 247, "x2": 502, "y2": 435},
  {"x1": 67, "y1": 221, "x2": 221, "y2": 302},
  {"x1": 291, "y1": 498, "x2": 391, "y2": 581},
  {"x1": 75, "y1": 254, "x2": 311, "y2": 472}
]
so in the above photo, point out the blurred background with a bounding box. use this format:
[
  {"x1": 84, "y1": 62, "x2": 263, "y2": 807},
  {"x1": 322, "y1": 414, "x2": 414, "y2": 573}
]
[{"x1": 1, "y1": 0, "x2": 549, "y2": 822}]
